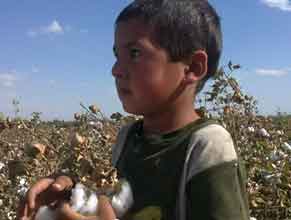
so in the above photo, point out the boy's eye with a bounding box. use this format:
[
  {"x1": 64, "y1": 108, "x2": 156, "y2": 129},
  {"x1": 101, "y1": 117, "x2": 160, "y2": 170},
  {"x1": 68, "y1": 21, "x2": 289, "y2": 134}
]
[{"x1": 129, "y1": 48, "x2": 141, "y2": 60}]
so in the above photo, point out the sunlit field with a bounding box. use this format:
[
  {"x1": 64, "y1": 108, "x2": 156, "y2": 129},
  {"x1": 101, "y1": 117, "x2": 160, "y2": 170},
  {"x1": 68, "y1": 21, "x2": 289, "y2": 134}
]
[{"x1": 1, "y1": 64, "x2": 291, "y2": 220}]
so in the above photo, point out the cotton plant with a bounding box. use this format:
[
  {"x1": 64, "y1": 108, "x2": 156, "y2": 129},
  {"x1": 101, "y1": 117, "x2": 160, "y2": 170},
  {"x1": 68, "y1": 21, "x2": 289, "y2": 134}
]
[
  {"x1": 276, "y1": 130, "x2": 284, "y2": 135},
  {"x1": 16, "y1": 177, "x2": 29, "y2": 197},
  {"x1": 88, "y1": 121, "x2": 104, "y2": 130},
  {"x1": 261, "y1": 171, "x2": 282, "y2": 185},
  {"x1": 35, "y1": 179, "x2": 134, "y2": 220},
  {"x1": 269, "y1": 147, "x2": 288, "y2": 162}
]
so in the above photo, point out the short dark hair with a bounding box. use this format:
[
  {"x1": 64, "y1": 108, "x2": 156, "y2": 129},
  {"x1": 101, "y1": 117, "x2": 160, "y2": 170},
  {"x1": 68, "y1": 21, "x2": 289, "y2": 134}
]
[{"x1": 115, "y1": 0, "x2": 223, "y2": 93}]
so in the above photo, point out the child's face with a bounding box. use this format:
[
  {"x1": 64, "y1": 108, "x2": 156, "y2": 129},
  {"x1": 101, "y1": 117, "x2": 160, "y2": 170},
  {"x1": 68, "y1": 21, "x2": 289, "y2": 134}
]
[{"x1": 112, "y1": 19, "x2": 188, "y2": 116}]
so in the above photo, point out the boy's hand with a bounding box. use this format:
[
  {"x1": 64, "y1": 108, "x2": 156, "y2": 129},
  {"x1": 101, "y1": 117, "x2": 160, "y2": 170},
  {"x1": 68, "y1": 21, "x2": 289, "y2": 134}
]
[
  {"x1": 17, "y1": 175, "x2": 74, "y2": 220},
  {"x1": 57, "y1": 195, "x2": 116, "y2": 220},
  {"x1": 98, "y1": 196, "x2": 117, "y2": 220}
]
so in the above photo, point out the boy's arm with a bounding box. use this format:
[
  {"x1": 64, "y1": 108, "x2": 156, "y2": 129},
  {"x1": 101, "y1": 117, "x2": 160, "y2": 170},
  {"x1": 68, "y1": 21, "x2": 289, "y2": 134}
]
[{"x1": 186, "y1": 160, "x2": 249, "y2": 220}]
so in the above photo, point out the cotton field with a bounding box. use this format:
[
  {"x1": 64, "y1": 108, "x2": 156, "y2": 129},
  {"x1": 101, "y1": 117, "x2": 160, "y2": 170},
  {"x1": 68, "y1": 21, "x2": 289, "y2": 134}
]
[{"x1": 0, "y1": 64, "x2": 290, "y2": 220}]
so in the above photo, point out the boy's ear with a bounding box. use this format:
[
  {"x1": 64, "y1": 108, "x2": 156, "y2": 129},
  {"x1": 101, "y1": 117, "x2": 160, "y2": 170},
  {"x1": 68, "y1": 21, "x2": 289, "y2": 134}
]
[{"x1": 183, "y1": 50, "x2": 208, "y2": 85}]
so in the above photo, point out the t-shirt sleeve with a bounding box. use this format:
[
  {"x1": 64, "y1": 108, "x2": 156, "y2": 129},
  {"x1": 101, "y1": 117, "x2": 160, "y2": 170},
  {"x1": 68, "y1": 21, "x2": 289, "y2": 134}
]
[
  {"x1": 186, "y1": 160, "x2": 249, "y2": 220},
  {"x1": 185, "y1": 124, "x2": 249, "y2": 220}
]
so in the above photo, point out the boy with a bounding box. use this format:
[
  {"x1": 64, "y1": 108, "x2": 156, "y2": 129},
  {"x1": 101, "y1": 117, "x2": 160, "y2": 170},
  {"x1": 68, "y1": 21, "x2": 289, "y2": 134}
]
[{"x1": 18, "y1": 0, "x2": 250, "y2": 219}]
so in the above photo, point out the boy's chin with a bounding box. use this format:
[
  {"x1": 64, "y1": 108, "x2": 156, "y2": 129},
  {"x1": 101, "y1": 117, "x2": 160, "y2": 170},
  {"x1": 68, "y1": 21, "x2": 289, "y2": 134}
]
[
  {"x1": 122, "y1": 104, "x2": 143, "y2": 116},
  {"x1": 123, "y1": 107, "x2": 140, "y2": 115}
]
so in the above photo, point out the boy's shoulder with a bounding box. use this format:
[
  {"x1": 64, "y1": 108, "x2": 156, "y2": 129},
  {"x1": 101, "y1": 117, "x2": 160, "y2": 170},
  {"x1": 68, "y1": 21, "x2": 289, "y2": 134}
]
[
  {"x1": 186, "y1": 122, "x2": 238, "y2": 178},
  {"x1": 192, "y1": 121, "x2": 235, "y2": 147}
]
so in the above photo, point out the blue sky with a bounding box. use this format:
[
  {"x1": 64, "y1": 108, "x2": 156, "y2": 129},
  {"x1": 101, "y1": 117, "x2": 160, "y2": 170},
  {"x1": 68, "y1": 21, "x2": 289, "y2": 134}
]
[{"x1": 0, "y1": 0, "x2": 290, "y2": 120}]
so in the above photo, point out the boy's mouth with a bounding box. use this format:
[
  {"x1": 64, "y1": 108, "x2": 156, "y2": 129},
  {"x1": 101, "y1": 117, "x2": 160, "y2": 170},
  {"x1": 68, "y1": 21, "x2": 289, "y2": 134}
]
[{"x1": 116, "y1": 81, "x2": 131, "y2": 94}]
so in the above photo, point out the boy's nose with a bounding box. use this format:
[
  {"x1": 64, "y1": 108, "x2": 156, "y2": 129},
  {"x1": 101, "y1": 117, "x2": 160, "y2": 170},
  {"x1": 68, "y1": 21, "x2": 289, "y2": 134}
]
[{"x1": 112, "y1": 61, "x2": 126, "y2": 78}]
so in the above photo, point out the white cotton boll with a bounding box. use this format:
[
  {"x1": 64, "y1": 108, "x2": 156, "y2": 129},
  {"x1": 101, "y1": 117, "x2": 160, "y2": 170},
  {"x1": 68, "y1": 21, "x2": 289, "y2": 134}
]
[
  {"x1": 270, "y1": 150, "x2": 280, "y2": 162},
  {"x1": 61, "y1": 168, "x2": 70, "y2": 173},
  {"x1": 70, "y1": 183, "x2": 86, "y2": 212},
  {"x1": 247, "y1": 126, "x2": 255, "y2": 133},
  {"x1": 263, "y1": 173, "x2": 275, "y2": 182},
  {"x1": 282, "y1": 142, "x2": 291, "y2": 152},
  {"x1": 35, "y1": 180, "x2": 134, "y2": 219},
  {"x1": 258, "y1": 128, "x2": 270, "y2": 137},
  {"x1": 0, "y1": 162, "x2": 4, "y2": 170},
  {"x1": 278, "y1": 150, "x2": 287, "y2": 159},
  {"x1": 88, "y1": 121, "x2": 103, "y2": 130},
  {"x1": 17, "y1": 177, "x2": 28, "y2": 197},
  {"x1": 19, "y1": 178, "x2": 26, "y2": 186},
  {"x1": 79, "y1": 193, "x2": 98, "y2": 215},
  {"x1": 111, "y1": 179, "x2": 134, "y2": 218},
  {"x1": 88, "y1": 121, "x2": 95, "y2": 127},
  {"x1": 35, "y1": 206, "x2": 57, "y2": 220},
  {"x1": 17, "y1": 186, "x2": 28, "y2": 197},
  {"x1": 250, "y1": 217, "x2": 257, "y2": 220},
  {"x1": 270, "y1": 149, "x2": 287, "y2": 161}
]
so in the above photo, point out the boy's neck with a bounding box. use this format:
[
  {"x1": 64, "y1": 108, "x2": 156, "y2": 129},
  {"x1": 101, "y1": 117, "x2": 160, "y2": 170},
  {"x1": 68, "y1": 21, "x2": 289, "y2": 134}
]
[{"x1": 142, "y1": 107, "x2": 200, "y2": 135}]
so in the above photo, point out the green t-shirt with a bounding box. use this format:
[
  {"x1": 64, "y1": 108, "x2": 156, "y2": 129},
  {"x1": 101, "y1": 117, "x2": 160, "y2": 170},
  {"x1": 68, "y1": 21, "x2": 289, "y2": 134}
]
[{"x1": 115, "y1": 118, "x2": 249, "y2": 220}]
